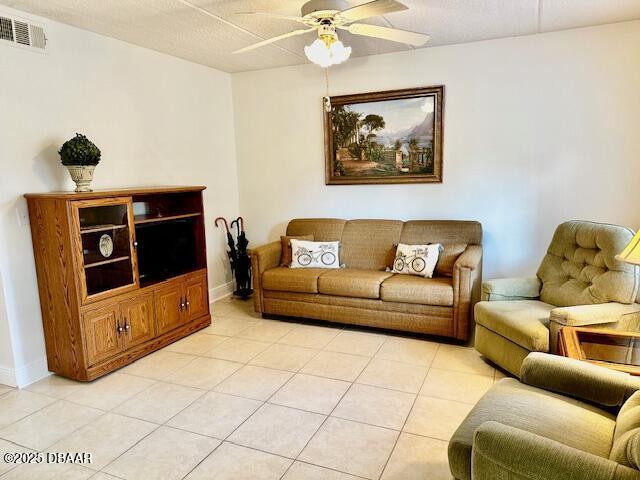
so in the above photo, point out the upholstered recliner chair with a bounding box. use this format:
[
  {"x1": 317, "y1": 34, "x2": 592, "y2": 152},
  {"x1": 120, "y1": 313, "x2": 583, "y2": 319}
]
[
  {"x1": 475, "y1": 220, "x2": 640, "y2": 377},
  {"x1": 448, "y1": 353, "x2": 640, "y2": 480}
]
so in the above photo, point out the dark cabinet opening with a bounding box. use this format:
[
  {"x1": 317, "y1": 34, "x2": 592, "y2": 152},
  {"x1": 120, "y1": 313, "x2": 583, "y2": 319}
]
[
  {"x1": 132, "y1": 191, "x2": 206, "y2": 288},
  {"x1": 136, "y1": 218, "x2": 202, "y2": 286}
]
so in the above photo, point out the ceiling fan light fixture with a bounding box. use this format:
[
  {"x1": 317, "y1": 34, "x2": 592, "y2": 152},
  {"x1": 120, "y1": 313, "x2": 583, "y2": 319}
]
[
  {"x1": 234, "y1": 0, "x2": 429, "y2": 62},
  {"x1": 305, "y1": 37, "x2": 351, "y2": 67},
  {"x1": 330, "y1": 40, "x2": 352, "y2": 63}
]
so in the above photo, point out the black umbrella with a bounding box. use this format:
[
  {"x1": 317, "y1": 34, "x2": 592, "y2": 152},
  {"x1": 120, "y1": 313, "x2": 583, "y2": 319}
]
[
  {"x1": 233, "y1": 217, "x2": 249, "y2": 253},
  {"x1": 231, "y1": 217, "x2": 252, "y2": 299},
  {"x1": 215, "y1": 217, "x2": 237, "y2": 275}
]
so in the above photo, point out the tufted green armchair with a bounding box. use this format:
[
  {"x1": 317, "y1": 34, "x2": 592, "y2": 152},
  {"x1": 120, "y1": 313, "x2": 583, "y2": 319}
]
[{"x1": 475, "y1": 220, "x2": 640, "y2": 377}]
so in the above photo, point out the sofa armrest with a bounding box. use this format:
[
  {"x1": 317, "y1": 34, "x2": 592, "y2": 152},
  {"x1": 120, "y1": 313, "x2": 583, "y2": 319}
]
[
  {"x1": 550, "y1": 303, "x2": 640, "y2": 327},
  {"x1": 521, "y1": 352, "x2": 640, "y2": 407},
  {"x1": 472, "y1": 421, "x2": 640, "y2": 480},
  {"x1": 249, "y1": 241, "x2": 282, "y2": 274},
  {"x1": 452, "y1": 245, "x2": 483, "y2": 341},
  {"x1": 249, "y1": 241, "x2": 282, "y2": 312},
  {"x1": 481, "y1": 277, "x2": 542, "y2": 302},
  {"x1": 454, "y1": 244, "x2": 482, "y2": 271}
]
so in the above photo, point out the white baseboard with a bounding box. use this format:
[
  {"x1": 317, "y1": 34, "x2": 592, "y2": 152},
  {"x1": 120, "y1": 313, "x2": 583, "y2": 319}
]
[
  {"x1": 210, "y1": 281, "x2": 234, "y2": 303},
  {"x1": 0, "y1": 357, "x2": 50, "y2": 389},
  {"x1": 0, "y1": 365, "x2": 17, "y2": 388}
]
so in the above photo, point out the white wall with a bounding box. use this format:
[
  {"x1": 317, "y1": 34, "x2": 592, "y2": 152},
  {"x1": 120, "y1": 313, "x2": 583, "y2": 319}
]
[
  {"x1": 0, "y1": 7, "x2": 239, "y2": 386},
  {"x1": 232, "y1": 20, "x2": 640, "y2": 280}
]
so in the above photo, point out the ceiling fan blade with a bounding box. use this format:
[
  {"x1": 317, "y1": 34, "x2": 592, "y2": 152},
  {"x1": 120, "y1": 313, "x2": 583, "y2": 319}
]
[
  {"x1": 335, "y1": 0, "x2": 407, "y2": 22},
  {"x1": 236, "y1": 12, "x2": 307, "y2": 24},
  {"x1": 342, "y1": 23, "x2": 429, "y2": 46},
  {"x1": 233, "y1": 27, "x2": 316, "y2": 54}
]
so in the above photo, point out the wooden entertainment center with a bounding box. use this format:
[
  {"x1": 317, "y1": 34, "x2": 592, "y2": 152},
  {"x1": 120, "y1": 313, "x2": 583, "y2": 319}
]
[{"x1": 25, "y1": 186, "x2": 211, "y2": 381}]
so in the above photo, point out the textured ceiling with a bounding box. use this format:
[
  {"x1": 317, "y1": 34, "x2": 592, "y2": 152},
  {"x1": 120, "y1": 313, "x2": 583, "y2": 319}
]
[{"x1": 2, "y1": 0, "x2": 640, "y2": 72}]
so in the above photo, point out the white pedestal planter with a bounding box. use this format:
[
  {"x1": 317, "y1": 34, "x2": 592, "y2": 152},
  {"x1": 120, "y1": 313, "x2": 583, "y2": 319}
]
[{"x1": 65, "y1": 165, "x2": 96, "y2": 192}]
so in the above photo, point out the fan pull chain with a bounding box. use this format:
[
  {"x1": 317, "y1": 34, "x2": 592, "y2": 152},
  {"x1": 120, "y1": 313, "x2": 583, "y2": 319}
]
[{"x1": 323, "y1": 67, "x2": 332, "y2": 112}]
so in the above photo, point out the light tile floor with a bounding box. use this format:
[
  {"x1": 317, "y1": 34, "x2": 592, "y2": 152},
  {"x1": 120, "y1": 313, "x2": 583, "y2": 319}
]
[{"x1": 0, "y1": 297, "x2": 506, "y2": 480}]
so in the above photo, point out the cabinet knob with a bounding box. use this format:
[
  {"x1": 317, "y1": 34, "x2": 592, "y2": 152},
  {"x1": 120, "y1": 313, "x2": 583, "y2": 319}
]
[
  {"x1": 117, "y1": 323, "x2": 123, "y2": 334},
  {"x1": 180, "y1": 297, "x2": 186, "y2": 310},
  {"x1": 124, "y1": 321, "x2": 129, "y2": 332}
]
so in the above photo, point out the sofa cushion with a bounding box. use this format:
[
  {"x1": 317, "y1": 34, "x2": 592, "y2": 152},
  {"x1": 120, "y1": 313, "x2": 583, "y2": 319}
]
[
  {"x1": 290, "y1": 239, "x2": 340, "y2": 269},
  {"x1": 391, "y1": 243, "x2": 441, "y2": 278},
  {"x1": 537, "y1": 220, "x2": 639, "y2": 307},
  {"x1": 449, "y1": 378, "x2": 616, "y2": 480},
  {"x1": 280, "y1": 235, "x2": 313, "y2": 267},
  {"x1": 435, "y1": 243, "x2": 468, "y2": 277},
  {"x1": 475, "y1": 300, "x2": 554, "y2": 352},
  {"x1": 380, "y1": 275, "x2": 454, "y2": 306},
  {"x1": 318, "y1": 269, "x2": 393, "y2": 299},
  {"x1": 286, "y1": 218, "x2": 346, "y2": 242},
  {"x1": 262, "y1": 267, "x2": 328, "y2": 294},
  {"x1": 400, "y1": 220, "x2": 482, "y2": 246},
  {"x1": 340, "y1": 220, "x2": 403, "y2": 270}
]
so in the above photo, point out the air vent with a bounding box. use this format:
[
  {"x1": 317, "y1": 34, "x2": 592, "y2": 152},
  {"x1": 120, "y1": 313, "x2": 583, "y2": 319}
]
[
  {"x1": 0, "y1": 12, "x2": 47, "y2": 52},
  {"x1": 0, "y1": 16, "x2": 13, "y2": 42},
  {"x1": 14, "y1": 20, "x2": 29, "y2": 45},
  {"x1": 30, "y1": 24, "x2": 46, "y2": 49}
]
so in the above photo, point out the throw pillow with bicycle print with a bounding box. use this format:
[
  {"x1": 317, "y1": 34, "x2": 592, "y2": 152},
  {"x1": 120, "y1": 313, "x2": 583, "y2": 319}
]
[
  {"x1": 391, "y1": 243, "x2": 442, "y2": 278},
  {"x1": 290, "y1": 239, "x2": 340, "y2": 269}
]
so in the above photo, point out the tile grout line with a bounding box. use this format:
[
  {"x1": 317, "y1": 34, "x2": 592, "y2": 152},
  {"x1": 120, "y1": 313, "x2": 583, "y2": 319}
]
[
  {"x1": 0, "y1": 404, "x2": 113, "y2": 470},
  {"x1": 181, "y1": 378, "x2": 458, "y2": 439},
  {"x1": 175, "y1": 392, "x2": 273, "y2": 479},
  {"x1": 255, "y1": 327, "x2": 362, "y2": 397},
  {"x1": 129, "y1": 315, "x2": 471, "y2": 375},
  {"x1": 96, "y1": 422, "x2": 163, "y2": 477},
  {"x1": 376, "y1": 343, "x2": 441, "y2": 480},
  {"x1": 97, "y1": 376, "x2": 216, "y2": 478},
  {"x1": 0, "y1": 393, "x2": 98, "y2": 452},
  {"x1": 172, "y1": 311, "x2": 301, "y2": 480},
  {"x1": 89, "y1": 311, "x2": 252, "y2": 476},
  {"x1": 126, "y1": 384, "x2": 458, "y2": 445},
  {"x1": 0, "y1": 391, "x2": 61, "y2": 435},
  {"x1": 277, "y1": 332, "x2": 392, "y2": 480}
]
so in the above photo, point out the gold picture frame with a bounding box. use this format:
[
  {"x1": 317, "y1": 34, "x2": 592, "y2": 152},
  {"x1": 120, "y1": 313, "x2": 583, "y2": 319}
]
[{"x1": 324, "y1": 86, "x2": 444, "y2": 185}]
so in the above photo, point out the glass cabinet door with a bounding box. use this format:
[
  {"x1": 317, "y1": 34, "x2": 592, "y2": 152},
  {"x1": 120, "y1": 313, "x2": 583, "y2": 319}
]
[{"x1": 72, "y1": 197, "x2": 138, "y2": 302}]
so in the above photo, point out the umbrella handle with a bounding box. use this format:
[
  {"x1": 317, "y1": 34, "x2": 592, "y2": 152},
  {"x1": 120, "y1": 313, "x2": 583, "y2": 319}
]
[
  {"x1": 237, "y1": 216, "x2": 245, "y2": 232},
  {"x1": 214, "y1": 217, "x2": 230, "y2": 233},
  {"x1": 231, "y1": 217, "x2": 241, "y2": 237}
]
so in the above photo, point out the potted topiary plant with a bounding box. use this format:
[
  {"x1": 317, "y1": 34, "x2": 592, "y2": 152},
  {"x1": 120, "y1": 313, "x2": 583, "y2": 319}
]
[{"x1": 59, "y1": 133, "x2": 101, "y2": 192}]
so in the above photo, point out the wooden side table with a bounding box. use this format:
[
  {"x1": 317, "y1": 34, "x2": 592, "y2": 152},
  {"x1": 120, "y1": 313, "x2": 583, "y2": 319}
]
[{"x1": 559, "y1": 327, "x2": 640, "y2": 375}]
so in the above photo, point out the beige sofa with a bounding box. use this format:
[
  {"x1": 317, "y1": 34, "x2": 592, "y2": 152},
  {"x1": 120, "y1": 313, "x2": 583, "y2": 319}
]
[{"x1": 250, "y1": 219, "x2": 483, "y2": 340}]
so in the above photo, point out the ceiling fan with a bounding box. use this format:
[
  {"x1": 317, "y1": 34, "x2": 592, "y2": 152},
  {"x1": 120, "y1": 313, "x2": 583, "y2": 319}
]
[{"x1": 233, "y1": 0, "x2": 430, "y2": 67}]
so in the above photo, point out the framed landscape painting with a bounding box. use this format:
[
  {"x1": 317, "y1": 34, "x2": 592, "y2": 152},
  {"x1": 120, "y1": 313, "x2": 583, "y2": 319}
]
[{"x1": 324, "y1": 86, "x2": 444, "y2": 185}]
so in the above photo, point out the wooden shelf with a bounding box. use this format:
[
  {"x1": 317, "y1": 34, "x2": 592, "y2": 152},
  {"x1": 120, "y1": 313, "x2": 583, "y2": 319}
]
[
  {"x1": 84, "y1": 256, "x2": 130, "y2": 269},
  {"x1": 81, "y1": 224, "x2": 128, "y2": 235},
  {"x1": 134, "y1": 212, "x2": 201, "y2": 225}
]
